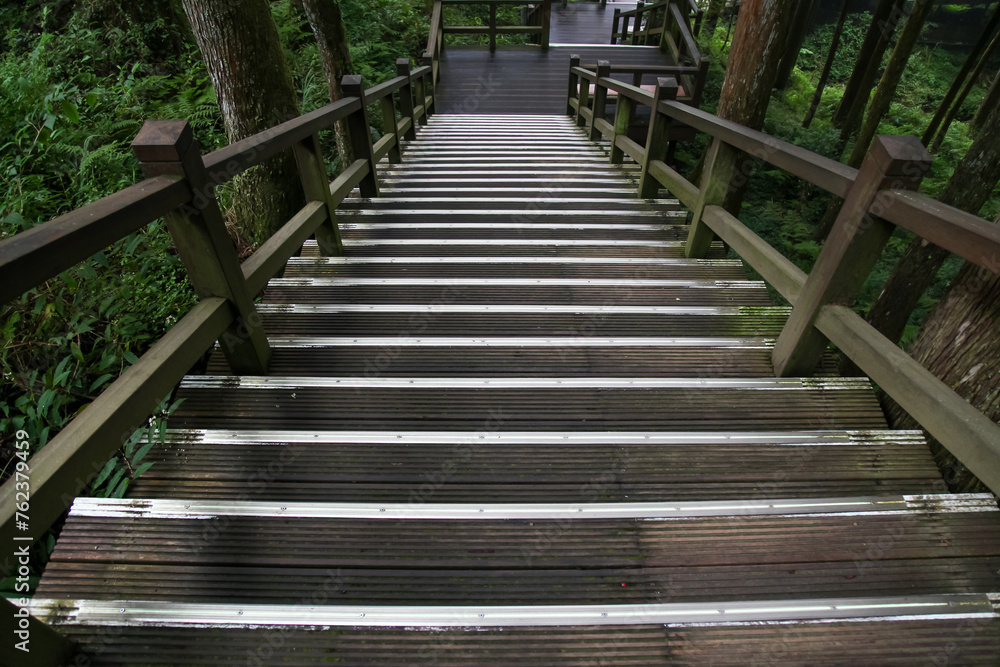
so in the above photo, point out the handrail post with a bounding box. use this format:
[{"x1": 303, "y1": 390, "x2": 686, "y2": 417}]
[
  {"x1": 379, "y1": 89, "x2": 403, "y2": 165},
  {"x1": 588, "y1": 60, "x2": 611, "y2": 140},
  {"x1": 575, "y1": 67, "x2": 591, "y2": 128},
  {"x1": 611, "y1": 8, "x2": 621, "y2": 44},
  {"x1": 567, "y1": 55, "x2": 581, "y2": 116},
  {"x1": 292, "y1": 133, "x2": 344, "y2": 255},
  {"x1": 685, "y1": 137, "x2": 738, "y2": 259},
  {"x1": 396, "y1": 58, "x2": 418, "y2": 141},
  {"x1": 631, "y1": 2, "x2": 645, "y2": 45},
  {"x1": 489, "y1": 1, "x2": 497, "y2": 53},
  {"x1": 422, "y1": 53, "x2": 436, "y2": 119},
  {"x1": 132, "y1": 120, "x2": 271, "y2": 374},
  {"x1": 639, "y1": 77, "x2": 678, "y2": 198},
  {"x1": 609, "y1": 85, "x2": 635, "y2": 165},
  {"x1": 541, "y1": 0, "x2": 551, "y2": 51},
  {"x1": 341, "y1": 75, "x2": 380, "y2": 198},
  {"x1": 415, "y1": 56, "x2": 431, "y2": 125},
  {"x1": 772, "y1": 135, "x2": 933, "y2": 377}
]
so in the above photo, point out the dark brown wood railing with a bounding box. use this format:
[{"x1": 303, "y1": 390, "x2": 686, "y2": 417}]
[
  {"x1": 568, "y1": 64, "x2": 1000, "y2": 497},
  {"x1": 0, "y1": 61, "x2": 434, "y2": 576},
  {"x1": 432, "y1": 0, "x2": 551, "y2": 54},
  {"x1": 612, "y1": 0, "x2": 703, "y2": 52}
]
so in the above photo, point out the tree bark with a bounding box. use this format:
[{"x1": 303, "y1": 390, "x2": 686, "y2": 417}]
[
  {"x1": 298, "y1": 0, "x2": 355, "y2": 169},
  {"x1": 845, "y1": 0, "x2": 934, "y2": 169},
  {"x1": 715, "y1": 0, "x2": 798, "y2": 215},
  {"x1": 972, "y1": 69, "x2": 1000, "y2": 132},
  {"x1": 864, "y1": 102, "x2": 1000, "y2": 350},
  {"x1": 180, "y1": 0, "x2": 303, "y2": 246},
  {"x1": 832, "y1": 0, "x2": 904, "y2": 129},
  {"x1": 803, "y1": 0, "x2": 850, "y2": 128},
  {"x1": 774, "y1": 0, "x2": 819, "y2": 90},
  {"x1": 884, "y1": 259, "x2": 1000, "y2": 493},
  {"x1": 922, "y1": 3, "x2": 1000, "y2": 145}
]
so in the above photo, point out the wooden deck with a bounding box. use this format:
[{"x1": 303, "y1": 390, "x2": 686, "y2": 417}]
[
  {"x1": 32, "y1": 115, "x2": 1000, "y2": 664},
  {"x1": 435, "y1": 1, "x2": 679, "y2": 114}
]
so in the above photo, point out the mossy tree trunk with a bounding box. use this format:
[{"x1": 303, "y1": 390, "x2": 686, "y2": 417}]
[
  {"x1": 180, "y1": 0, "x2": 304, "y2": 246},
  {"x1": 773, "y1": 0, "x2": 819, "y2": 90},
  {"x1": 297, "y1": 0, "x2": 355, "y2": 169},
  {"x1": 701, "y1": 0, "x2": 726, "y2": 41},
  {"x1": 845, "y1": 0, "x2": 934, "y2": 168},
  {"x1": 715, "y1": 0, "x2": 798, "y2": 215},
  {"x1": 832, "y1": 0, "x2": 904, "y2": 130}
]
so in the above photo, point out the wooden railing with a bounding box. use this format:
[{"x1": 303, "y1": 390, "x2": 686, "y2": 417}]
[
  {"x1": 0, "y1": 61, "x2": 434, "y2": 596},
  {"x1": 568, "y1": 63, "x2": 1000, "y2": 498},
  {"x1": 612, "y1": 0, "x2": 703, "y2": 52},
  {"x1": 433, "y1": 0, "x2": 552, "y2": 53}
]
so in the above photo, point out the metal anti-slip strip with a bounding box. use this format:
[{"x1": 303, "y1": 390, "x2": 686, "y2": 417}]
[
  {"x1": 335, "y1": 239, "x2": 688, "y2": 246},
  {"x1": 67, "y1": 495, "x2": 999, "y2": 521},
  {"x1": 177, "y1": 376, "x2": 872, "y2": 390},
  {"x1": 341, "y1": 198, "x2": 652, "y2": 205},
  {"x1": 338, "y1": 222, "x2": 672, "y2": 230},
  {"x1": 287, "y1": 256, "x2": 741, "y2": 266},
  {"x1": 160, "y1": 429, "x2": 924, "y2": 447},
  {"x1": 264, "y1": 336, "x2": 773, "y2": 348},
  {"x1": 266, "y1": 278, "x2": 764, "y2": 288},
  {"x1": 256, "y1": 304, "x2": 784, "y2": 315},
  {"x1": 336, "y1": 210, "x2": 681, "y2": 217},
  {"x1": 31, "y1": 595, "x2": 997, "y2": 628}
]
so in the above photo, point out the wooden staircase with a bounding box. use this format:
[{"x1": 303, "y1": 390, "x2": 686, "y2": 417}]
[{"x1": 30, "y1": 115, "x2": 1000, "y2": 664}]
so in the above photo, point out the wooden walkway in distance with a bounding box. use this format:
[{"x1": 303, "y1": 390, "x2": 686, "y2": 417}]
[{"x1": 436, "y1": 1, "x2": 678, "y2": 114}]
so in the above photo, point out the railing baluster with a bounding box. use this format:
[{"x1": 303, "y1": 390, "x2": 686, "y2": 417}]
[
  {"x1": 396, "y1": 59, "x2": 418, "y2": 142},
  {"x1": 576, "y1": 70, "x2": 591, "y2": 129},
  {"x1": 291, "y1": 133, "x2": 344, "y2": 255},
  {"x1": 489, "y1": 2, "x2": 497, "y2": 53},
  {"x1": 631, "y1": 2, "x2": 645, "y2": 45},
  {"x1": 611, "y1": 8, "x2": 621, "y2": 44},
  {"x1": 132, "y1": 120, "x2": 271, "y2": 375},
  {"x1": 772, "y1": 135, "x2": 933, "y2": 377},
  {"x1": 639, "y1": 77, "x2": 678, "y2": 198},
  {"x1": 379, "y1": 93, "x2": 403, "y2": 165},
  {"x1": 609, "y1": 98, "x2": 635, "y2": 165},
  {"x1": 541, "y1": 0, "x2": 551, "y2": 51},
  {"x1": 415, "y1": 58, "x2": 430, "y2": 125},
  {"x1": 422, "y1": 54, "x2": 436, "y2": 119},
  {"x1": 341, "y1": 75, "x2": 380, "y2": 198},
  {"x1": 588, "y1": 60, "x2": 611, "y2": 140},
  {"x1": 567, "y1": 55, "x2": 581, "y2": 116}
]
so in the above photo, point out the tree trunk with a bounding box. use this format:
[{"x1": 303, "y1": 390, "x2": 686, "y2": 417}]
[
  {"x1": 701, "y1": 0, "x2": 726, "y2": 41},
  {"x1": 832, "y1": 0, "x2": 903, "y2": 128},
  {"x1": 836, "y1": 0, "x2": 906, "y2": 147},
  {"x1": 864, "y1": 102, "x2": 1000, "y2": 350},
  {"x1": 299, "y1": 0, "x2": 355, "y2": 169},
  {"x1": 884, "y1": 259, "x2": 1000, "y2": 493},
  {"x1": 774, "y1": 0, "x2": 819, "y2": 90},
  {"x1": 922, "y1": 3, "x2": 1000, "y2": 145},
  {"x1": 930, "y1": 27, "x2": 1000, "y2": 152},
  {"x1": 180, "y1": 0, "x2": 303, "y2": 246},
  {"x1": 715, "y1": 0, "x2": 798, "y2": 215},
  {"x1": 845, "y1": 0, "x2": 934, "y2": 169},
  {"x1": 972, "y1": 69, "x2": 1000, "y2": 132},
  {"x1": 803, "y1": 0, "x2": 850, "y2": 128}
]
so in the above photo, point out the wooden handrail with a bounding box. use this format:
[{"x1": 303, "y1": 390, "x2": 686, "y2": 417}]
[
  {"x1": 566, "y1": 64, "x2": 1000, "y2": 496},
  {"x1": 0, "y1": 177, "x2": 191, "y2": 303},
  {"x1": 436, "y1": 0, "x2": 550, "y2": 53}
]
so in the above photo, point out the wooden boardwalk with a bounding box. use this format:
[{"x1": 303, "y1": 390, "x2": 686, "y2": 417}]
[
  {"x1": 435, "y1": 1, "x2": 678, "y2": 114},
  {"x1": 32, "y1": 114, "x2": 1000, "y2": 664}
]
